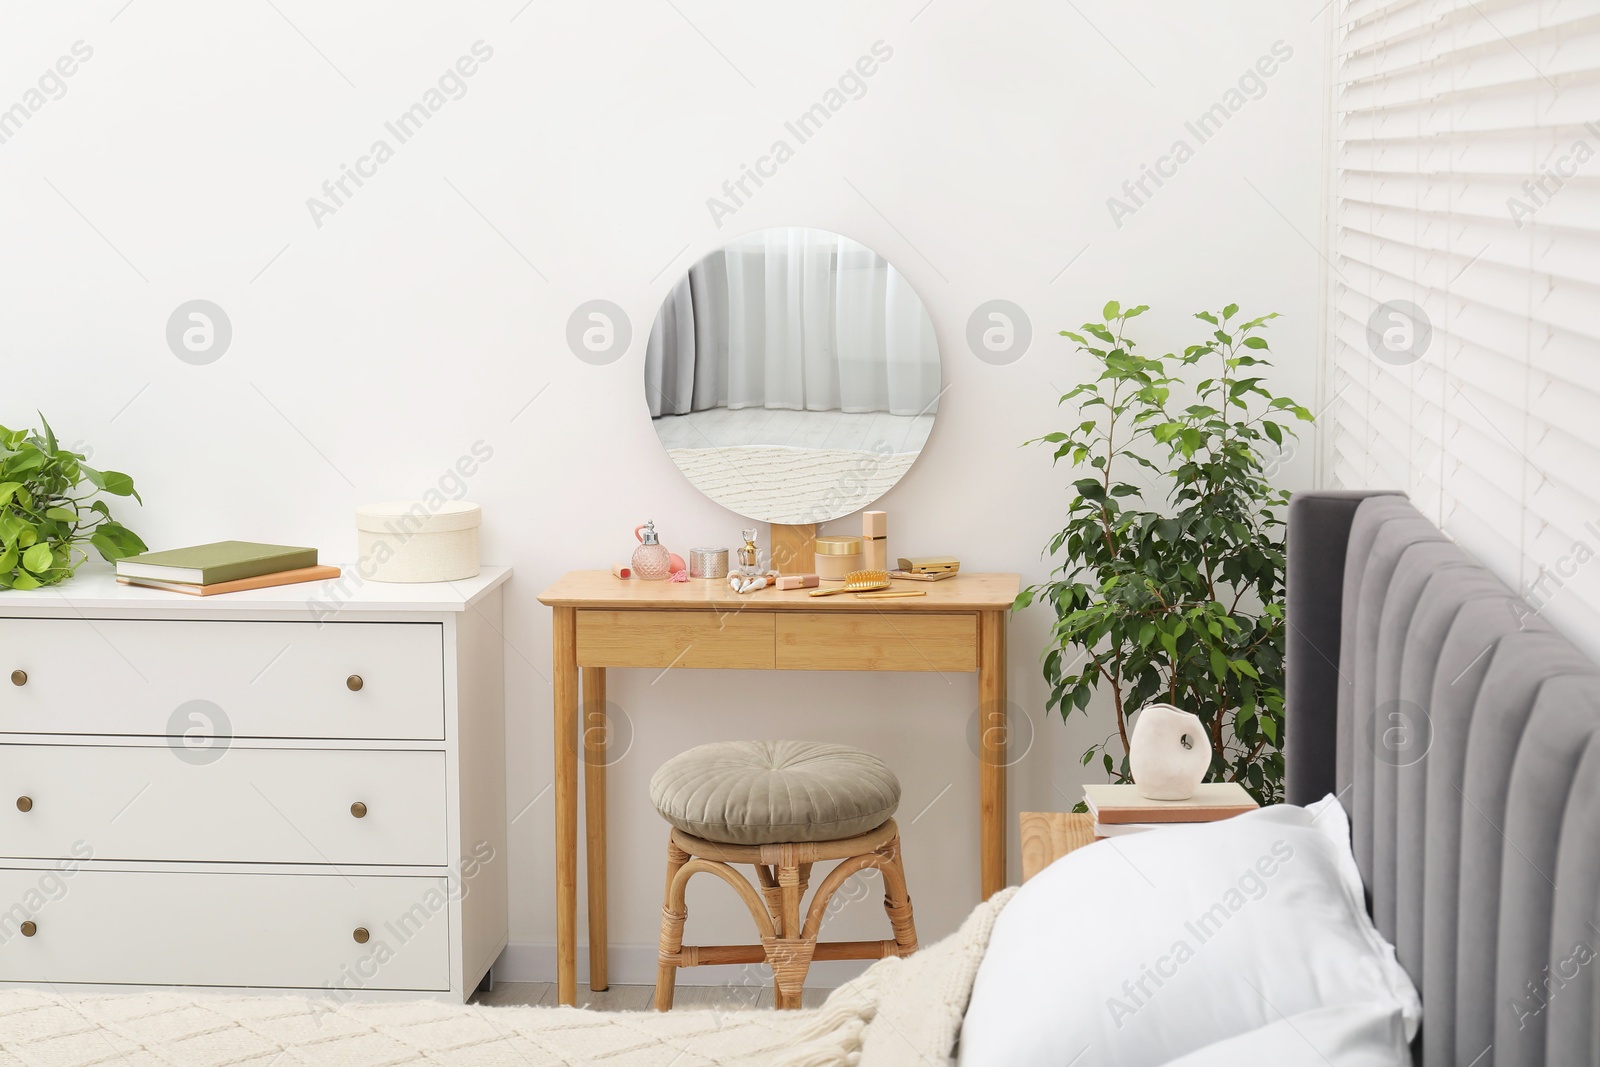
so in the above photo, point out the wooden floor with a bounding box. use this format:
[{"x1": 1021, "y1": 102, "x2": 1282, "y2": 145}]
[{"x1": 471, "y1": 983, "x2": 829, "y2": 1011}]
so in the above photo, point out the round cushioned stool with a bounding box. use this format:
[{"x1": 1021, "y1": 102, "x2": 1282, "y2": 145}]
[{"x1": 649, "y1": 740, "x2": 918, "y2": 1010}]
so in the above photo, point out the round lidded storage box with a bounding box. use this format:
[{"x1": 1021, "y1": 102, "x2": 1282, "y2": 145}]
[{"x1": 355, "y1": 500, "x2": 481, "y2": 583}]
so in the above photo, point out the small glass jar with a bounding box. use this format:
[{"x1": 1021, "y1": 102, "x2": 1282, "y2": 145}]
[
  {"x1": 689, "y1": 547, "x2": 729, "y2": 579},
  {"x1": 814, "y1": 535, "x2": 863, "y2": 581},
  {"x1": 632, "y1": 521, "x2": 672, "y2": 581},
  {"x1": 737, "y1": 528, "x2": 761, "y2": 577}
]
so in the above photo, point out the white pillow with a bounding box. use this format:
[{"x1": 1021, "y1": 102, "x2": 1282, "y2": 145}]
[
  {"x1": 957, "y1": 796, "x2": 1419, "y2": 1067},
  {"x1": 1156, "y1": 1002, "x2": 1411, "y2": 1066}
]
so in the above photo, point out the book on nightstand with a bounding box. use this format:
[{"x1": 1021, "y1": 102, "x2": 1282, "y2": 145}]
[{"x1": 1084, "y1": 782, "x2": 1259, "y2": 838}]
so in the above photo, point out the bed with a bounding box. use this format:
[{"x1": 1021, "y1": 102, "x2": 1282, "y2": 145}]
[
  {"x1": 1284, "y1": 490, "x2": 1600, "y2": 1067},
  {"x1": 3, "y1": 491, "x2": 1595, "y2": 1066}
]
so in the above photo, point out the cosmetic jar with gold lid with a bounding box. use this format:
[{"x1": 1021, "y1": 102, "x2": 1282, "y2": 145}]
[{"x1": 814, "y1": 535, "x2": 864, "y2": 581}]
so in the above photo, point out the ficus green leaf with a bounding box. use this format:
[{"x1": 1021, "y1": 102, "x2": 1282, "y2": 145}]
[{"x1": 1014, "y1": 301, "x2": 1307, "y2": 806}]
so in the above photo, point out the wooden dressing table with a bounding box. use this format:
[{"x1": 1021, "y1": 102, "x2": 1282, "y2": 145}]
[{"x1": 537, "y1": 570, "x2": 1020, "y2": 1006}]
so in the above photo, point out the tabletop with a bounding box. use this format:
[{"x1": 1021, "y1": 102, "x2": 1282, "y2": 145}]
[
  {"x1": 0, "y1": 565, "x2": 513, "y2": 616},
  {"x1": 537, "y1": 570, "x2": 1020, "y2": 611}
]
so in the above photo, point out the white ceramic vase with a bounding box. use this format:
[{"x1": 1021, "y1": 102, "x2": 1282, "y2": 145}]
[{"x1": 1129, "y1": 702, "x2": 1211, "y2": 801}]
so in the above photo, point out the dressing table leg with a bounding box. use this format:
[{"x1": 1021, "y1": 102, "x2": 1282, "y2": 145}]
[
  {"x1": 553, "y1": 607, "x2": 579, "y2": 1006},
  {"x1": 978, "y1": 610, "x2": 1007, "y2": 898},
  {"x1": 582, "y1": 665, "x2": 609, "y2": 992}
]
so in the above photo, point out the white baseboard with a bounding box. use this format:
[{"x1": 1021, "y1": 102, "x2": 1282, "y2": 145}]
[{"x1": 491, "y1": 941, "x2": 871, "y2": 990}]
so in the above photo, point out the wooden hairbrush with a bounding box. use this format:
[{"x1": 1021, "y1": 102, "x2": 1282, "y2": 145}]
[{"x1": 807, "y1": 569, "x2": 891, "y2": 596}]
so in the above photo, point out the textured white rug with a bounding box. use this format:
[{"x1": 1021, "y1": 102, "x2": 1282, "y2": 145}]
[
  {"x1": 667, "y1": 446, "x2": 917, "y2": 524},
  {"x1": 0, "y1": 993, "x2": 798, "y2": 1066},
  {"x1": 0, "y1": 889, "x2": 1015, "y2": 1067}
]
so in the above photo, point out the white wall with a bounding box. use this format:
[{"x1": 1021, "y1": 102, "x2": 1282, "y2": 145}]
[{"x1": 0, "y1": 1, "x2": 1329, "y2": 985}]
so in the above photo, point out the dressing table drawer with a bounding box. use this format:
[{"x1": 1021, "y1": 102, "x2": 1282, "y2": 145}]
[
  {"x1": 775, "y1": 613, "x2": 978, "y2": 672},
  {"x1": 576, "y1": 610, "x2": 776, "y2": 669}
]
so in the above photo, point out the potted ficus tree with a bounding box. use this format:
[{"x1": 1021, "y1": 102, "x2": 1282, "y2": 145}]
[
  {"x1": 0, "y1": 415, "x2": 146, "y2": 589},
  {"x1": 1015, "y1": 302, "x2": 1313, "y2": 805}
]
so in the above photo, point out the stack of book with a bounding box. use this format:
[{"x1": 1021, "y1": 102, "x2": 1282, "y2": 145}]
[
  {"x1": 1084, "y1": 782, "x2": 1259, "y2": 838},
  {"x1": 115, "y1": 541, "x2": 339, "y2": 596}
]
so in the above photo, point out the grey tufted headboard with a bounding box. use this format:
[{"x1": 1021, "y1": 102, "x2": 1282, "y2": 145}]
[{"x1": 1285, "y1": 491, "x2": 1600, "y2": 1067}]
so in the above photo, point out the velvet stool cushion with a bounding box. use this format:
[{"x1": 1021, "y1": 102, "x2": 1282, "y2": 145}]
[{"x1": 649, "y1": 739, "x2": 900, "y2": 845}]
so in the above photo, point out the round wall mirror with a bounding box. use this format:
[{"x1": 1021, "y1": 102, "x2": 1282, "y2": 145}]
[{"x1": 644, "y1": 227, "x2": 941, "y2": 525}]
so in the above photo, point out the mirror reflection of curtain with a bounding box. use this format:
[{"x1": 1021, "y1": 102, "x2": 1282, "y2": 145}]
[
  {"x1": 644, "y1": 251, "x2": 727, "y2": 417},
  {"x1": 645, "y1": 229, "x2": 940, "y2": 418}
]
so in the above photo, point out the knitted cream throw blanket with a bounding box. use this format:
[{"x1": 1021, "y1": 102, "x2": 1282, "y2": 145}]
[{"x1": 0, "y1": 889, "x2": 1015, "y2": 1067}]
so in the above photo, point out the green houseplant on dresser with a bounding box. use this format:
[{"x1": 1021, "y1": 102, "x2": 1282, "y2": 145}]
[
  {"x1": 1017, "y1": 302, "x2": 1313, "y2": 805},
  {"x1": 0, "y1": 415, "x2": 145, "y2": 589}
]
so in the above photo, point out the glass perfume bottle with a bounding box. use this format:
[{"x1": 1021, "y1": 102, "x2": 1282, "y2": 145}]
[
  {"x1": 632, "y1": 521, "x2": 671, "y2": 581},
  {"x1": 737, "y1": 528, "x2": 761, "y2": 576}
]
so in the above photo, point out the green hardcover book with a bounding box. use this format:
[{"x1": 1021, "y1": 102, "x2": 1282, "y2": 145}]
[{"x1": 115, "y1": 541, "x2": 319, "y2": 586}]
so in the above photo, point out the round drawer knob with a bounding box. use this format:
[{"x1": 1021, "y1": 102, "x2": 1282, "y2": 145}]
[
  {"x1": 352, "y1": 927, "x2": 370, "y2": 944},
  {"x1": 10, "y1": 670, "x2": 25, "y2": 687},
  {"x1": 350, "y1": 801, "x2": 368, "y2": 819},
  {"x1": 346, "y1": 675, "x2": 364, "y2": 692},
  {"x1": 20, "y1": 921, "x2": 35, "y2": 937},
  {"x1": 16, "y1": 797, "x2": 32, "y2": 813}
]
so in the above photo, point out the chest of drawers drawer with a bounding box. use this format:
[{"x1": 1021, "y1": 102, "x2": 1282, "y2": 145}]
[
  {"x1": 0, "y1": 746, "x2": 447, "y2": 866},
  {"x1": 0, "y1": 619, "x2": 444, "y2": 740},
  {"x1": 0, "y1": 868, "x2": 450, "y2": 990}
]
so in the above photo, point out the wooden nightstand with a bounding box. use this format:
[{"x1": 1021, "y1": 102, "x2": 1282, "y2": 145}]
[{"x1": 1019, "y1": 812, "x2": 1099, "y2": 881}]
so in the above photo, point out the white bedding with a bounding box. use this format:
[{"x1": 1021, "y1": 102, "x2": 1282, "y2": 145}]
[
  {"x1": 1157, "y1": 1002, "x2": 1412, "y2": 1066},
  {"x1": 958, "y1": 796, "x2": 1419, "y2": 1067}
]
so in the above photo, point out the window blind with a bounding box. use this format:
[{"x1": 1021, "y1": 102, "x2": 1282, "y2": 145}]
[{"x1": 1327, "y1": 0, "x2": 1600, "y2": 659}]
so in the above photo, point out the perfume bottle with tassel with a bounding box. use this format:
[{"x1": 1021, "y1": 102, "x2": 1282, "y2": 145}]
[{"x1": 632, "y1": 521, "x2": 672, "y2": 581}]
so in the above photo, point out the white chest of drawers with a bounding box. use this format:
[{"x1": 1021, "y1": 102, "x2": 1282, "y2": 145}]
[{"x1": 0, "y1": 567, "x2": 510, "y2": 1002}]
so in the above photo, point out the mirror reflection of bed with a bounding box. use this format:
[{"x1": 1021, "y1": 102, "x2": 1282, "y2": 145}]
[{"x1": 645, "y1": 227, "x2": 940, "y2": 526}]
